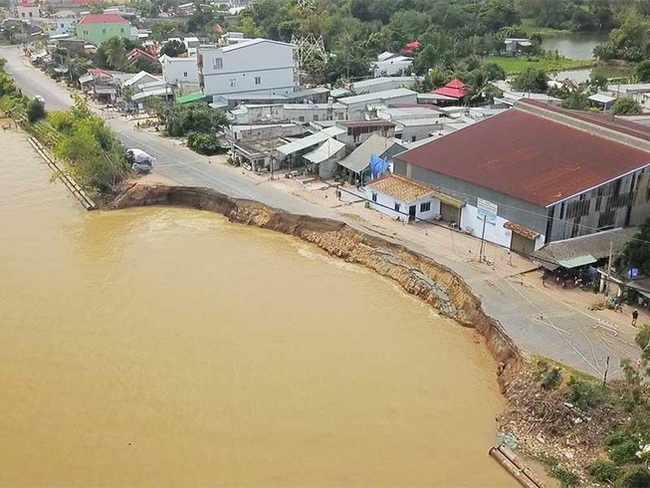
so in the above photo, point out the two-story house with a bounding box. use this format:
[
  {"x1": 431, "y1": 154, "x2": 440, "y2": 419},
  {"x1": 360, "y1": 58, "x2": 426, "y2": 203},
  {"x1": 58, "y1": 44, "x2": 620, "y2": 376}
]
[
  {"x1": 198, "y1": 39, "x2": 298, "y2": 101},
  {"x1": 75, "y1": 13, "x2": 133, "y2": 46}
]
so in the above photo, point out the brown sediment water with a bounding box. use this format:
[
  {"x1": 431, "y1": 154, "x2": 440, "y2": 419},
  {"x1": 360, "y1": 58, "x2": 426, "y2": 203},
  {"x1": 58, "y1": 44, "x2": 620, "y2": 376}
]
[{"x1": 0, "y1": 131, "x2": 516, "y2": 486}]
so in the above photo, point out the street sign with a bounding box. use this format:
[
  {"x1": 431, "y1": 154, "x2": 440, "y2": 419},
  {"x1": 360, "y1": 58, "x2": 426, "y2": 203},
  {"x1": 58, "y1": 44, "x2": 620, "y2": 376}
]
[{"x1": 477, "y1": 198, "x2": 498, "y2": 226}]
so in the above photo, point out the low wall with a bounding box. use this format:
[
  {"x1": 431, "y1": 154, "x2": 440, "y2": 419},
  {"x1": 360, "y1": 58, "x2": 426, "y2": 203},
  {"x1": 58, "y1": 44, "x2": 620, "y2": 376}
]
[{"x1": 109, "y1": 184, "x2": 522, "y2": 384}]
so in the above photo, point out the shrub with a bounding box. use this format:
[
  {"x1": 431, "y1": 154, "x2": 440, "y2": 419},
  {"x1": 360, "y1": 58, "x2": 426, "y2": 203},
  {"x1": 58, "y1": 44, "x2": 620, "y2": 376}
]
[
  {"x1": 590, "y1": 460, "x2": 620, "y2": 483},
  {"x1": 615, "y1": 465, "x2": 650, "y2": 488},
  {"x1": 187, "y1": 132, "x2": 223, "y2": 156},
  {"x1": 541, "y1": 366, "x2": 562, "y2": 390},
  {"x1": 551, "y1": 465, "x2": 580, "y2": 487},
  {"x1": 26, "y1": 99, "x2": 46, "y2": 124},
  {"x1": 605, "y1": 430, "x2": 640, "y2": 465},
  {"x1": 567, "y1": 376, "x2": 606, "y2": 410}
]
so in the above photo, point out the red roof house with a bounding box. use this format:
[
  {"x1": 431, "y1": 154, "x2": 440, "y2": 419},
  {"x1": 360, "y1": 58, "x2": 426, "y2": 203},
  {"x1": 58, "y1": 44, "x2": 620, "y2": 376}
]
[
  {"x1": 77, "y1": 13, "x2": 126, "y2": 25},
  {"x1": 17, "y1": 1, "x2": 37, "y2": 7},
  {"x1": 402, "y1": 40, "x2": 420, "y2": 55},
  {"x1": 431, "y1": 78, "x2": 466, "y2": 100}
]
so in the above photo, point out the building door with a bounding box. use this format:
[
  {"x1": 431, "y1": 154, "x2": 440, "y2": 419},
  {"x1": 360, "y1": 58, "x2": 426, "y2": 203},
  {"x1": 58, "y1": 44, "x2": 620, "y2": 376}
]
[
  {"x1": 409, "y1": 205, "x2": 416, "y2": 222},
  {"x1": 440, "y1": 202, "x2": 459, "y2": 224},
  {"x1": 511, "y1": 233, "x2": 535, "y2": 255}
]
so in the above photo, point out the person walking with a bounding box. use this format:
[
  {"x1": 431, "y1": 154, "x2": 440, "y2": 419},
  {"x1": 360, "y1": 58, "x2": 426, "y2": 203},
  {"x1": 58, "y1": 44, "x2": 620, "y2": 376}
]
[{"x1": 632, "y1": 309, "x2": 639, "y2": 327}]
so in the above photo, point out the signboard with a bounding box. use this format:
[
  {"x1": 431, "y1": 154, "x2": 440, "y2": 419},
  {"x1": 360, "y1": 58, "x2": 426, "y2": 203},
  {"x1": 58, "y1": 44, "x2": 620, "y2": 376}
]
[{"x1": 477, "y1": 198, "x2": 498, "y2": 226}]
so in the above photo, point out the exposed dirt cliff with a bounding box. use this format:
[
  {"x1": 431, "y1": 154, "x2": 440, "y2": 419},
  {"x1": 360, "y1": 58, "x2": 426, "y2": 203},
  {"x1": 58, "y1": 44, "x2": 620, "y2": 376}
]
[{"x1": 109, "y1": 183, "x2": 522, "y2": 382}]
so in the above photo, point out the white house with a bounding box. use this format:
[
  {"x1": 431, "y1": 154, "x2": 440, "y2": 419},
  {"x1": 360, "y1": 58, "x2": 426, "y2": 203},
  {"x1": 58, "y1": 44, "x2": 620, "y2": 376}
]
[
  {"x1": 198, "y1": 38, "x2": 299, "y2": 101},
  {"x1": 16, "y1": 1, "x2": 40, "y2": 19},
  {"x1": 372, "y1": 53, "x2": 413, "y2": 77},
  {"x1": 183, "y1": 36, "x2": 200, "y2": 57},
  {"x1": 159, "y1": 54, "x2": 199, "y2": 91},
  {"x1": 366, "y1": 174, "x2": 440, "y2": 223}
]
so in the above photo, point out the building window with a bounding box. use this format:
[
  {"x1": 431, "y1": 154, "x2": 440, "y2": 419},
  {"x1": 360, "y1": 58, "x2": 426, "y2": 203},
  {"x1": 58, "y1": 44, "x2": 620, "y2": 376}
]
[
  {"x1": 21, "y1": 12, "x2": 25, "y2": 17},
  {"x1": 120, "y1": 28, "x2": 124, "y2": 33},
  {"x1": 60, "y1": 23, "x2": 65, "y2": 28},
  {"x1": 102, "y1": 29, "x2": 106, "y2": 34},
  {"x1": 83, "y1": 30, "x2": 88, "y2": 35},
  {"x1": 420, "y1": 201, "x2": 431, "y2": 212},
  {"x1": 254, "y1": 76, "x2": 261, "y2": 85},
  {"x1": 394, "y1": 202, "x2": 400, "y2": 212},
  {"x1": 183, "y1": 71, "x2": 188, "y2": 77},
  {"x1": 230, "y1": 78, "x2": 236, "y2": 87},
  {"x1": 213, "y1": 58, "x2": 223, "y2": 69},
  {"x1": 298, "y1": 116, "x2": 305, "y2": 122},
  {"x1": 29, "y1": 11, "x2": 33, "y2": 17},
  {"x1": 313, "y1": 114, "x2": 319, "y2": 121},
  {"x1": 371, "y1": 192, "x2": 377, "y2": 202}
]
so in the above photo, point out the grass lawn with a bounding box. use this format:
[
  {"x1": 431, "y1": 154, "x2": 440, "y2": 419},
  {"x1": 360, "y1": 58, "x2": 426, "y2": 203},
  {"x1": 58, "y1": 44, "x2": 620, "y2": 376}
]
[{"x1": 488, "y1": 56, "x2": 595, "y2": 74}]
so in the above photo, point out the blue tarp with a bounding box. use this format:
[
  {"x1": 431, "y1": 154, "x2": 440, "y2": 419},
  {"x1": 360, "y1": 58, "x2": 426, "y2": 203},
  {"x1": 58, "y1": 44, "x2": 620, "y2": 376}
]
[{"x1": 370, "y1": 154, "x2": 389, "y2": 179}]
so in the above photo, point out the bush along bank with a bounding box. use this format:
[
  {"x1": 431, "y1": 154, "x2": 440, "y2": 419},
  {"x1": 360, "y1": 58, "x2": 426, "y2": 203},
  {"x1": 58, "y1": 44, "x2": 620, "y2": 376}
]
[
  {"x1": 500, "y1": 343, "x2": 650, "y2": 487},
  {"x1": 0, "y1": 64, "x2": 130, "y2": 196}
]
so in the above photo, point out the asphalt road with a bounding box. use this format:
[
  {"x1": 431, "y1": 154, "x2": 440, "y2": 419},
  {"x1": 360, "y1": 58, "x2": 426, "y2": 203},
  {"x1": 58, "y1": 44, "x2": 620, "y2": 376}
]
[{"x1": 0, "y1": 46, "x2": 333, "y2": 217}]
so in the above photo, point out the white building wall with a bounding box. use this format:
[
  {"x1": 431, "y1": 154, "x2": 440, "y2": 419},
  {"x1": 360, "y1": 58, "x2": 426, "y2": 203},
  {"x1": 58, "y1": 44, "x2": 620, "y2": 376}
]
[
  {"x1": 398, "y1": 122, "x2": 441, "y2": 143},
  {"x1": 200, "y1": 40, "x2": 298, "y2": 99},
  {"x1": 373, "y1": 59, "x2": 413, "y2": 77},
  {"x1": 366, "y1": 189, "x2": 439, "y2": 222},
  {"x1": 460, "y1": 203, "x2": 545, "y2": 251},
  {"x1": 160, "y1": 56, "x2": 199, "y2": 86}
]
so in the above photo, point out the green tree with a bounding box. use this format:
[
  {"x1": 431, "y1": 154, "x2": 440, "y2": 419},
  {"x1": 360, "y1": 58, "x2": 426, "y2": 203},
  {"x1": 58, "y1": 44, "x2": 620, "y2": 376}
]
[
  {"x1": 160, "y1": 39, "x2": 187, "y2": 57},
  {"x1": 617, "y1": 219, "x2": 650, "y2": 275},
  {"x1": 479, "y1": 0, "x2": 520, "y2": 32},
  {"x1": 100, "y1": 37, "x2": 128, "y2": 70},
  {"x1": 634, "y1": 59, "x2": 650, "y2": 82},
  {"x1": 512, "y1": 68, "x2": 548, "y2": 93},
  {"x1": 611, "y1": 97, "x2": 643, "y2": 115},
  {"x1": 26, "y1": 99, "x2": 46, "y2": 123},
  {"x1": 561, "y1": 90, "x2": 590, "y2": 110},
  {"x1": 615, "y1": 465, "x2": 650, "y2": 488}
]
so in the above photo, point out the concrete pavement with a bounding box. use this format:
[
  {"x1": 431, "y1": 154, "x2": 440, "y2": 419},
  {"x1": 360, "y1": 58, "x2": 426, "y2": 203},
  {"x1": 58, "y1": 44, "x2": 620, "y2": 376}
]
[{"x1": 1, "y1": 45, "x2": 642, "y2": 378}]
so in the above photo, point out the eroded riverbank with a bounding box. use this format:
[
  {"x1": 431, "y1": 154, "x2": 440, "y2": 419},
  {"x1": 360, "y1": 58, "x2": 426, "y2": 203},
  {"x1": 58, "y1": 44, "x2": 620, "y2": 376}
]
[{"x1": 110, "y1": 183, "x2": 522, "y2": 384}]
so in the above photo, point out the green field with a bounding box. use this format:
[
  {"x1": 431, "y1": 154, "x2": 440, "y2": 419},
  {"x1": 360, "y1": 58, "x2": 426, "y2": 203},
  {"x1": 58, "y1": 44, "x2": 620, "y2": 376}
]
[{"x1": 489, "y1": 56, "x2": 595, "y2": 74}]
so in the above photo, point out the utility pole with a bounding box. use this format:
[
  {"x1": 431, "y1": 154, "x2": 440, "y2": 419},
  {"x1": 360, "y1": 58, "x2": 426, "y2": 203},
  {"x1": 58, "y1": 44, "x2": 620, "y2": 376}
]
[
  {"x1": 479, "y1": 214, "x2": 487, "y2": 262},
  {"x1": 602, "y1": 356, "x2": 610, "y2": 388},
  {"x1": 605, "y1": 240, "x2": 613, "y2": 296}
]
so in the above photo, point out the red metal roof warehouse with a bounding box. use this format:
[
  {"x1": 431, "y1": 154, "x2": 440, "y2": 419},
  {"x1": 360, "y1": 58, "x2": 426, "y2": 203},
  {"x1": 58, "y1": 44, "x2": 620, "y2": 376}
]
[{"x1": 395, "y1": 104, "x2": 650, "y2": 207}]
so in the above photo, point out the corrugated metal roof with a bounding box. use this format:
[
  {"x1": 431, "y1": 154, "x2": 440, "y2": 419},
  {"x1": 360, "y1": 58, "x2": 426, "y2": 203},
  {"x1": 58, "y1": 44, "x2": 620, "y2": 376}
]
[
  {"x1": 303, "y1": 139, "x2": 346, "y2": 164},
  {"x1": 338, "y1": 88, "x2": 417, "y2": 106},
  {"x1": 533, "y1": 227, "x2": 637, "y2": 269},
  {"x1": 339, "y1": 134, "x2": 393, "y2": 173},
  {"x1": 277, "y1": 132, "x2": 330, "y2": 156},
  {"x1": 397, "y1": 107, "x2": 650, "y2": 207}
]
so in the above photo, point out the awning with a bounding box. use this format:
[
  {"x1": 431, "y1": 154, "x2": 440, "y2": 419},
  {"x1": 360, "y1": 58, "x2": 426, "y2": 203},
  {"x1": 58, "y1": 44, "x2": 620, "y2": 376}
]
[
  {"x1": 176, "y1": 92, "x2": 206, "y2": 104},
  {"x1": 436, "y1": 191, "x2": 464, "y2": 208},
  {"x1": 132, "y1": 87, "x2": 172, "y2": 101},
  {"x1": 303, "y1": 139, "x2": 345, "y2": 164},
  {"x1": 504, "y1": 221, "x2": 540, "y2": 240},
  {"x1": 557, "y1": 255, "x2": 597, "y2": 269}
]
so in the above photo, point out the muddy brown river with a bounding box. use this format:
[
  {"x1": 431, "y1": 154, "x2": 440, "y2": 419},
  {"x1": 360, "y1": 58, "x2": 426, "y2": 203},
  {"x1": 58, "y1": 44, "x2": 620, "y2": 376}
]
[{"x1": 0, "y1": 132, "x2": 515, "y2": 486}]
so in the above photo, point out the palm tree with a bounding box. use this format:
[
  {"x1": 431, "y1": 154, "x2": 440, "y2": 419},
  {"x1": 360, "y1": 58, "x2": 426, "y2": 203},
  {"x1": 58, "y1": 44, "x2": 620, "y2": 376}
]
[{"x1": 103, "y1": 37, "x2": 127, "y2": 71}]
